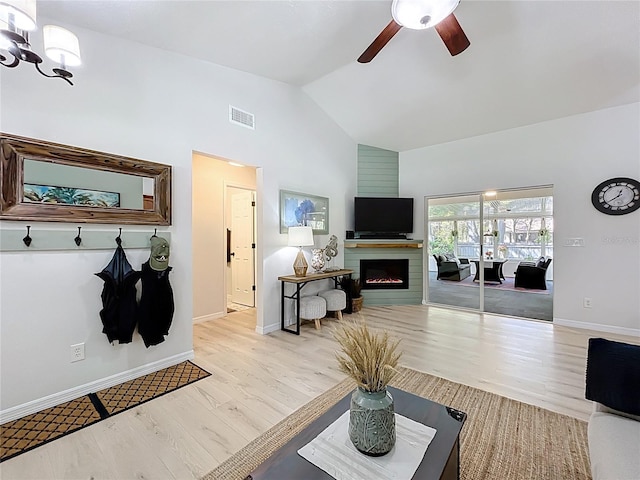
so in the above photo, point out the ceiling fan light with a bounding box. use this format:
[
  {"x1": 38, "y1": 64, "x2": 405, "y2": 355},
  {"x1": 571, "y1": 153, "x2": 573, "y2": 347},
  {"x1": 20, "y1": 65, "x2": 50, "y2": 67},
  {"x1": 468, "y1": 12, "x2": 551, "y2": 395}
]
[
  {"x1": 391, "y1": 0, "x2": 459, "y2": 30},
  {"x1": 43, "y1": 25, "x2": 81, "y2": 66},
  {"x1": 0, "y1": 0, "x2": 37, "y2": 31}
]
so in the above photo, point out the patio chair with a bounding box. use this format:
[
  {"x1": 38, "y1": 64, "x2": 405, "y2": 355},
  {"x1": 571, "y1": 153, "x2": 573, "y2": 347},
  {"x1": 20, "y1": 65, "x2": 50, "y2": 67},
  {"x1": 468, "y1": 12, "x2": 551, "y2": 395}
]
[{"x1": 514, "y1": 257, "x2": 552, "y2": 290}]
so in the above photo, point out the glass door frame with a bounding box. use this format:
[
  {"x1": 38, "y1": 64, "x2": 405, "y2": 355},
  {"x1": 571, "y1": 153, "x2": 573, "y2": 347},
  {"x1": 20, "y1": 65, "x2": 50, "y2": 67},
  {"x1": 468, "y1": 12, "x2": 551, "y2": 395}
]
[{"x1": 424, "y1": 192, "x2": 487, "y2": 311}]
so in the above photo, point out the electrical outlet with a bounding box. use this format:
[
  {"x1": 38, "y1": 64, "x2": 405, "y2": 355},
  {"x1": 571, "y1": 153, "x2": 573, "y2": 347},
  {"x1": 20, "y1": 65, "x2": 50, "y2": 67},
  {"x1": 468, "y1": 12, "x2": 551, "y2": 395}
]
[
  {"x1": 70, "y1": 343, "x2": 85, "y2": 362},
  {"x1": 583, "y1": 297, "x2": 592, "y2": 309}
]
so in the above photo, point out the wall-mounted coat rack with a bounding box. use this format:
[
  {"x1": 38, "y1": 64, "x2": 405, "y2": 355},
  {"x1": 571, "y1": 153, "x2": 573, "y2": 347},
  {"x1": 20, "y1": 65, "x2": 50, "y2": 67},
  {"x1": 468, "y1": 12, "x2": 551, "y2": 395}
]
[{"x1": 0, "y1": 226, "x2": 171, "y2": 252}]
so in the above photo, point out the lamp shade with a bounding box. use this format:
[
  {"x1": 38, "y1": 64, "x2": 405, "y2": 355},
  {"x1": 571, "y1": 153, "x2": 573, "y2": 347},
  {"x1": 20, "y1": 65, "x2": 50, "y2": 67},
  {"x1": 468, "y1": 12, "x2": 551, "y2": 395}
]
[
  {"x1": 0, "y1": 0, "x2": 36, "y2": 31},
  {"x1": 287, "y1": 226, "x2": 314, "y2": 247},
  {"x1": 391, "y1": 0, "x2": 459, "y2": 30},
  {"x1": 43, "y1": 25, "x2": 81, "y2": 66}
]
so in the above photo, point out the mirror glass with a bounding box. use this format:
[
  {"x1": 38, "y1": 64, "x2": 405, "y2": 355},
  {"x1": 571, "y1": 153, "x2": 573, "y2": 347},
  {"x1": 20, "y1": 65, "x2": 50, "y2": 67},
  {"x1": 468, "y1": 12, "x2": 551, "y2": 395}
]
[{"x1": 23, "y1": 159, "x2": 155, "y2": 210}]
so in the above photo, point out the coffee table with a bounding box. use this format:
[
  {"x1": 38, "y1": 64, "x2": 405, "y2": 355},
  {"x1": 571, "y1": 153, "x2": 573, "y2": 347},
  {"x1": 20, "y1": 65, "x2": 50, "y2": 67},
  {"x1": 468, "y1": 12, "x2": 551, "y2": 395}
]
[
  {"x1": 246, "y1": 386, "x2": 467, "y2": 480},
  {"x1": 471, "y1": 259, "x2": 507, "y2": 283}
]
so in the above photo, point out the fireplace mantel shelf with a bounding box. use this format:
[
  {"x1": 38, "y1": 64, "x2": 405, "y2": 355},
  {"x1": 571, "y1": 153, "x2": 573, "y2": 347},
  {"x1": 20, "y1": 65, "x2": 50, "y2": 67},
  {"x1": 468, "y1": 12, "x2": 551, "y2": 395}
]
[{"x1": 345, "y1": 241, "x2": 423, "y2": 249}]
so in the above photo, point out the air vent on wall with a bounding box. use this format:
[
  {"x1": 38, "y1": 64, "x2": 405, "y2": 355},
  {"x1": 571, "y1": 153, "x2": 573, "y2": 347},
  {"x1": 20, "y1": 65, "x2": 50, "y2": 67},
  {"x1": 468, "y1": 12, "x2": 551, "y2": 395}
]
[{"x1": 229, "y1": 105, "x2": 255, "y2": 130}]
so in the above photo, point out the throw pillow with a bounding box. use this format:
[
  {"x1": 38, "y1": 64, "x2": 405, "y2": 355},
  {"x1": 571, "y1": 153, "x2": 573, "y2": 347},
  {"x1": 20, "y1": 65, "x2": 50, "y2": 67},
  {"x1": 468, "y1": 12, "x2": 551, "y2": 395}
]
[{"x1": 585, "y1": 338, "x2": 640, "y2": 416}]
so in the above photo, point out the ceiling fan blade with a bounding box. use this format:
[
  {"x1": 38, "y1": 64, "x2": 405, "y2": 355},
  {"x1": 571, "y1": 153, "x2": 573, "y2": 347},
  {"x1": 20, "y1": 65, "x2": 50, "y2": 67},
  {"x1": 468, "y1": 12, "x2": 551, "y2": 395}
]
[
  {"x1": 434, "y1": 13, "x2": 470, "y2": 56},
  {"x1": 358, "y1": 20, "x2": 402, "y2": 63}
]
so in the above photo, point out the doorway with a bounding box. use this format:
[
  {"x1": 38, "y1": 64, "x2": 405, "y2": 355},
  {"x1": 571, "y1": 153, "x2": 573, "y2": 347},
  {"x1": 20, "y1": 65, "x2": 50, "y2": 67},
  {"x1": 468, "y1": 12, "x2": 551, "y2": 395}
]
[
  {"x1": 425, "y1": 186, "x2": 554, "y2": 321},
  {"x1": 192, "y1": 153, "x2": 257, "y2": 325},
  {"x1": 227, "y1": 186, "x2": 256, "y2": 312}
]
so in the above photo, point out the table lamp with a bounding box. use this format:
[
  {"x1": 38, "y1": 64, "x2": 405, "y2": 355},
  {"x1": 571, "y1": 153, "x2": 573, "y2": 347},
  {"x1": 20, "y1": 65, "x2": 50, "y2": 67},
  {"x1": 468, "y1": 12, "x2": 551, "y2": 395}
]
[{"x1": 288, "y1": 226, "x2": 314, "y2": 277}]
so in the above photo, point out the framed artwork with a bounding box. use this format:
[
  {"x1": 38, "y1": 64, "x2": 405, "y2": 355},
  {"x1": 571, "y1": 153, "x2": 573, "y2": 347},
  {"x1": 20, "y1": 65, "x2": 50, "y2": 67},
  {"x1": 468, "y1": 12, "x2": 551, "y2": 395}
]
[
  {"x1": 24, "y1": 183, "x2": 121, "y2": 207},
  {"x1": 280, "y1": 190, "x2": 329, "y2": 234}
]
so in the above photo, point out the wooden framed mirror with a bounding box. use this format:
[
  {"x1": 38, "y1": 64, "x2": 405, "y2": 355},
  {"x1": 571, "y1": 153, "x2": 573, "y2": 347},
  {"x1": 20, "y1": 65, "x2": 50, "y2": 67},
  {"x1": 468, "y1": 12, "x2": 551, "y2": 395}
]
[{"x1": 0, "y1": 133, "x2": 171, "y2": 225}]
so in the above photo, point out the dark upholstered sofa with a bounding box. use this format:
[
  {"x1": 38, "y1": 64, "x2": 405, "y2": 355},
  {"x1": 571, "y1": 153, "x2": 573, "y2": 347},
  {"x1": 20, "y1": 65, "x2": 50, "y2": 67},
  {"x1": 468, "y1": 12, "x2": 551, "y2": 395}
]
[
  {"x1": 514, "y1": 256, "x2": 552, "y2": 290},
  {"x1": 433, "y1": 254, "x2": 471, "y2": 281},
  {"x1": 585, "y1": 338, "x2": 640, "y2": 480}
]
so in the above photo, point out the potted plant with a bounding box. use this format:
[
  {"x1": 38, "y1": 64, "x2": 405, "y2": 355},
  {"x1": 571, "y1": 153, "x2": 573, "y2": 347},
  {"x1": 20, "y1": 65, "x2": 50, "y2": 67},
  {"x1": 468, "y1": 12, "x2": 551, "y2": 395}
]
[
  {"x1": 334, "y1": 320, "x2": 402, "y2": 456},
  {"x1": 339, "y1": 276, "x2": 363, "y2": 312}
]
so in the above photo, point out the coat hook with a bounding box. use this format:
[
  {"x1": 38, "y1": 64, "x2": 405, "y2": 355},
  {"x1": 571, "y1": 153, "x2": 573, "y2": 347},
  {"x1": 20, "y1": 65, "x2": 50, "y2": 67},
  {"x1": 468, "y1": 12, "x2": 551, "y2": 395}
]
[
  {"x1": 151, "y1": 228, "x2": 157, "y2": 239},
  {"x1": 23, "y1": 225, "x2": 32, "y2": 247},
  {"x1": 74, "y1": 226, "x2": 82, "y2": 246},
  {"x1": 116, "y1": 228, "x2": 122, "y2": 246}
]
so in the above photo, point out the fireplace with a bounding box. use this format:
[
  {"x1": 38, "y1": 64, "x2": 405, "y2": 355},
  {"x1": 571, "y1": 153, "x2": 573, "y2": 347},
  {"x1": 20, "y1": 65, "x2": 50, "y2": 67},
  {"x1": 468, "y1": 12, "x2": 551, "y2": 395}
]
[{"x1": 360, "y1": 259, "x2": 409, "y2": 290}]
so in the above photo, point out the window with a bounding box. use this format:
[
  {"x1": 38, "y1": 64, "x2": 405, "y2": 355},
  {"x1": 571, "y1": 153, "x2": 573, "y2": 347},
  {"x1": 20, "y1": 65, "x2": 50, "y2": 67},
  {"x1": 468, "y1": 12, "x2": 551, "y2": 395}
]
[{"x1": 428, "y1": 190, "x2": 553, "y2": 261}]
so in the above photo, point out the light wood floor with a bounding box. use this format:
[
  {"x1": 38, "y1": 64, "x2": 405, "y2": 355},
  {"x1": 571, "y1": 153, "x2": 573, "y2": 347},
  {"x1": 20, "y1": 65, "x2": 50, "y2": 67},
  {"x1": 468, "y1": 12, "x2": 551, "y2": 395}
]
[{"x1": 1, "y1": 305, "x2": 637, "y2": 479}]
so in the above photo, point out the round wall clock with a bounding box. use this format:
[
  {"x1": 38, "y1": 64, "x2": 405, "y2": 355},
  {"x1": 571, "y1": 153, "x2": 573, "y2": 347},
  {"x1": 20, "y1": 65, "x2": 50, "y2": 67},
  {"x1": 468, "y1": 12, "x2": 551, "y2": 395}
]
[{"x1": 591, "y1": 177, "x2": 640, "y2": 215}]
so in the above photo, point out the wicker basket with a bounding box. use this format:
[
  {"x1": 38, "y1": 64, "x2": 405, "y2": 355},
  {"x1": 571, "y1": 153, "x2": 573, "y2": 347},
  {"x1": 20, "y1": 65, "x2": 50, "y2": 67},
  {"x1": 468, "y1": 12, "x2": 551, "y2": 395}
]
[{"x1": 351, "y1": 296, "x2": 364, "y2": 313}]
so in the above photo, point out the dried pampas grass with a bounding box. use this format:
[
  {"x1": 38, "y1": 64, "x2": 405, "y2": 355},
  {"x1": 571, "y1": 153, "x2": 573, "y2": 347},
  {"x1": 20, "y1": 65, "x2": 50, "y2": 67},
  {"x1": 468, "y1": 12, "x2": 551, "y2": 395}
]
[{"x1": 334, "y1": 320, "x2": 402, "y2": 393}]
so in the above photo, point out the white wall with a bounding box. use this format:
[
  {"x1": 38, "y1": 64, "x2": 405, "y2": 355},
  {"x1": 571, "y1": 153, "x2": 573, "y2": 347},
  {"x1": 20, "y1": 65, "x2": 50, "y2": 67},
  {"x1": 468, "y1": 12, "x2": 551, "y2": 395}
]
[
  {"x1": 0, "y1": 22, "x2": 356, "y2": 414},
  {"x1": 400, "y1": 103, "x2": 640, "y2": 335}
]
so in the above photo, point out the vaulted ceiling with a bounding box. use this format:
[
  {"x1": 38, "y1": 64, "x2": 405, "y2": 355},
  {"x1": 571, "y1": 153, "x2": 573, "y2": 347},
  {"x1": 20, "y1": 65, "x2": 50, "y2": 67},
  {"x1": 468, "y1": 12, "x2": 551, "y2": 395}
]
[{"x1": 40, "y1": 1, "x2": 640, "y2": 152}]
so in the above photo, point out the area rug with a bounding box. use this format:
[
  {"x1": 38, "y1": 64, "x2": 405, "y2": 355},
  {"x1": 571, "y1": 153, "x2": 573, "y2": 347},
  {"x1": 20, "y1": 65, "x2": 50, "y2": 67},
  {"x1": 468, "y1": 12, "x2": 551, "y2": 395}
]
[
  {"x1": 440, "y1": 275, "x2": 551, "y2": 294},
  {"x1": 0, "y1": 360, "x2": 210, "y2": 463},
  {"x1": 201, "y1": 366, "x2": 590, "y2": 480}
]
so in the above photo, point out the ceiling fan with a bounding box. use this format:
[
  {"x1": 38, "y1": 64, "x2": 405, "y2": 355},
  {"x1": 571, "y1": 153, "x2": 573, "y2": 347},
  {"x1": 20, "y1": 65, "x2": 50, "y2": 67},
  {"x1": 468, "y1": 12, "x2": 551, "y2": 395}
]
[{"x1": 358, "y1": 0, "x2": 470, "y2": 63}]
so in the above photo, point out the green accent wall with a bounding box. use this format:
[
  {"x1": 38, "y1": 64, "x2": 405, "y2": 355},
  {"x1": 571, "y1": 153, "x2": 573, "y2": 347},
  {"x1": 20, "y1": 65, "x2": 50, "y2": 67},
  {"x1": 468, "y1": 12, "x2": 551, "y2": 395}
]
[
  {"x1": 344, "y1": 242, "x2": 424, "y2": 305},
  {"x1": 357, "y1": 145, "x2": 399, "y2": 197},
  {"x1": 351, "y1": 145, "x2": 422, "y2": 305}
]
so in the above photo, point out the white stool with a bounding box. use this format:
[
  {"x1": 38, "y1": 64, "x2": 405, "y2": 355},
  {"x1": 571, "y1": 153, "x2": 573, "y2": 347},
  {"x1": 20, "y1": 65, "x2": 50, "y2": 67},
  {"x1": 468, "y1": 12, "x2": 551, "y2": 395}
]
[
  {"x1": 299, "y1": 296, "x2": 327, "y2": 330},
  {"x1": 319, "y1": 289, "x2": 347, "y2": 320}
]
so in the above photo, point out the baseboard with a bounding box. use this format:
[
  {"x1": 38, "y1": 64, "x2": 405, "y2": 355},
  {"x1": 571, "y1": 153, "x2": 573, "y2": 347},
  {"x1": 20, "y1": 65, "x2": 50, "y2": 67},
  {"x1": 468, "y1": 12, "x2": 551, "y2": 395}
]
[
  {"x1": 193, "y1": 312, "x2": 225, "y2": 324},
  {"x1": 256, "y1": 322, "x2": 280, "y2": 335},
  {"x1": 0, "y1": 350, "x2": 194, "y2": 424},
  {"x1": 554, "y1": 318, "x2": 640, "y2": 337}
]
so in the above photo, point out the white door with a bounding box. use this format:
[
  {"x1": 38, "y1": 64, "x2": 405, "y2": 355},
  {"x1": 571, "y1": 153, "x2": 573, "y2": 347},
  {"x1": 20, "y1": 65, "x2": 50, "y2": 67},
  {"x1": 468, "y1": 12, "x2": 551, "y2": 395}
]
[{"x1": 230, "y1": 190, "x2": 255, "y2": 306}]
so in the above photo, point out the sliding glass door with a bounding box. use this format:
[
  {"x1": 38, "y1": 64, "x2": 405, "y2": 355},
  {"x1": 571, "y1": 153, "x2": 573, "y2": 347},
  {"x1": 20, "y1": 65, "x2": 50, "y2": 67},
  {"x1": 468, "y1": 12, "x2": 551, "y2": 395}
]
[
  {"x1": 426, "y1": 194, "x2": 481, "y2": 311},
  {"x1": 426, "y1": 187, "x2": 554, "y2": 321}
]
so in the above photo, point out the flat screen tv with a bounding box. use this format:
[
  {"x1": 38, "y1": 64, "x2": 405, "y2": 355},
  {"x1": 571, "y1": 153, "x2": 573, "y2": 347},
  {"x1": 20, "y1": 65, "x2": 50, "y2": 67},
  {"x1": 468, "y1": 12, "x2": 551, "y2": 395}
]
[{"x1": 354, "y1": 197, "x2": 414, "y2": 236}]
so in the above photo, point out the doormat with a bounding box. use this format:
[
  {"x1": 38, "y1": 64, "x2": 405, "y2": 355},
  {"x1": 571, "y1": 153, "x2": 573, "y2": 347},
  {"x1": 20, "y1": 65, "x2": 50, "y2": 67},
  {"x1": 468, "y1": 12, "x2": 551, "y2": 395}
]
[{"x1": 0, "y1": 360, "x2": 210, "y2": 463}]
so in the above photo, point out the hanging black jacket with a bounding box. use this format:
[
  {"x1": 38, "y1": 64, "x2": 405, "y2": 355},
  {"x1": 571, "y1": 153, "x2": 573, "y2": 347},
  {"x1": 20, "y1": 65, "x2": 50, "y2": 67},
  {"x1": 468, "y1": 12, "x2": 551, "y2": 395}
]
[
  {"x1": 95, "y1": 241, "x2": 141, "y2": 344},
  {"x1": 137, "y1": 260, "x2": 174, "y2": 348}
]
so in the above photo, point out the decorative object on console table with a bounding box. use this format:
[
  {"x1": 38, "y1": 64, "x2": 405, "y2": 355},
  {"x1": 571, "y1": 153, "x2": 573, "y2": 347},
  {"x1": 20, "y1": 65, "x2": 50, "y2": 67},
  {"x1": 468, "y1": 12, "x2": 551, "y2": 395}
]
[
  {"x1": 287, "y1": 226, "x2": 314, "y2": 277},
  {"x1": 323, "y1": 234, "x2": 340, "y2": 271},
  {"x1": 334, "y1": 320, "x2": 402, "y2": 456},
  {"x1": 310, "y1": 248, "x2": 325, "y2": 272},
  {"x1": 279, "y1": 190, "x2": 329, "y2": 234},
  {"x1": 339, "y1": 276, "x2": 363, "y2": 312}
]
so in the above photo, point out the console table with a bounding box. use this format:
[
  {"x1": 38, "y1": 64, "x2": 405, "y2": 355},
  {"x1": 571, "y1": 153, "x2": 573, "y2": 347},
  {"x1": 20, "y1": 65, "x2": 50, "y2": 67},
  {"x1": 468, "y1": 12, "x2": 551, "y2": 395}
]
[{"x1": 278, "y1": 269, "x2": 353, "y2": 335}]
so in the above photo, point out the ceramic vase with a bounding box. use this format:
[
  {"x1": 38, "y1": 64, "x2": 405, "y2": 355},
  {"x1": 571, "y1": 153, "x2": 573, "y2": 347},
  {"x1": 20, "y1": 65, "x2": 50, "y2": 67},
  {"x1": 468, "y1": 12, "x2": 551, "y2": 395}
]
[
  {"x1": 348, "y1": 387, "x2": 396, "y2": 456},
  {"x1": 310, "y1": 248, "x2": 325, "y2": 272}
]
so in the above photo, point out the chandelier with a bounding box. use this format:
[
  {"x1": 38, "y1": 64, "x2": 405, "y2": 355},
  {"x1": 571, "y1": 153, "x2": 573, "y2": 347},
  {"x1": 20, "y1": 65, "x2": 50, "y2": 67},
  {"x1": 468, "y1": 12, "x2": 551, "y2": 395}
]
[{"x1": 0, "y1": 0, "x2": 81, "y2": 85}]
